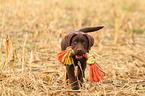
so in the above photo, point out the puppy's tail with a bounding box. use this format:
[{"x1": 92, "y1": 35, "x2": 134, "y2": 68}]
[{"x1": 78, "y1": 26, "x2": 104, "y2": 33}]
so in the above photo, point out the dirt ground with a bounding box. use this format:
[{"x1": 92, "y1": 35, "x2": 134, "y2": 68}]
[{"x1": 0, "y1": 0, "x2": 145, "y2": 95}]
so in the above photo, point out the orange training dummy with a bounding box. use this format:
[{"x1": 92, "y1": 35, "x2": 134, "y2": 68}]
[{"x1": 57, "y1": 46, "x2": 104, "y2": 83}]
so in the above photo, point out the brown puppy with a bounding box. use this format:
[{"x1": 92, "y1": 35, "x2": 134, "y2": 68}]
[{"x1": 61, "y1": 26, "x2": 104, "y2": 90}]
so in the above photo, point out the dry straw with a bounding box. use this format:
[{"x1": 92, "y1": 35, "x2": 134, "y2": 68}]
[{"x1": 0, "y1": 0, "x2": 145, "y2": 95}]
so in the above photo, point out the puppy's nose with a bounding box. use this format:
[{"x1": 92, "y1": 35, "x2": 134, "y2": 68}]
[{"x1": 77, "y1": 49, "x2": 82, "y2": 53}]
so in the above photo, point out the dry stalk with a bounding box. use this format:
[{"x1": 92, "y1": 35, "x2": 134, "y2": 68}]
[
  {"x1": 29, "y1": 51, "x2": 33, "y2": 73},
  {"x1": 0, "y1": 0, "x2": 145, "y2": 95},
  {"x1": 8, "y1": 36, "x2": 15, "y2": 74},
  {"x1": 22, "y1": 33, "x2": 28, "y2": 74},
  {"x1": 114, "y1": 18, "x2": 120, "y2": 45}
]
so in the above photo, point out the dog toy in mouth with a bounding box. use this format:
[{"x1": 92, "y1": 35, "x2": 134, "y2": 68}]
[
  {"x1": 57, "y1": 46, "x2": 104, "y2": 83},
  {"x1": 83, "y1": 53, "x2": 104, "y2": 83},
  {"x1": 57, "y1": 46, "x2": 75, "y2": 65}
]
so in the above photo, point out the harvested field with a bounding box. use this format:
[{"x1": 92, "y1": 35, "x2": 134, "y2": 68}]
[{"x1": 0, "y1": 0, "x2": 145, "y2": 95}]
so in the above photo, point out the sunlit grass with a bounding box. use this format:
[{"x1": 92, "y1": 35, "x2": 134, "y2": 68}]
[{"x1": 0, "y1": 0, "x2": 145, "y2": 95}]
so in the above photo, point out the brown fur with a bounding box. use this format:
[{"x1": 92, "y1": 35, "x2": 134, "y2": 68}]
[{"x1": 61, "y1": 26, "x2": 103, "y2": 90}]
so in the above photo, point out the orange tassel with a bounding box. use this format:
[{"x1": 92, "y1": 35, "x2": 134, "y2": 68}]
[
  {"x1": 57, "y1": 50, "x2": 67, "y2": 64},
  {"x1": 84, "y1": 53, "x2": 104, "y2": 83},
  {"x1": 89, "y1": 64, "x2": 104, "y2": 83},
  {"x1": 57, "y1": 46, "x2": 74, "y2": 65}
]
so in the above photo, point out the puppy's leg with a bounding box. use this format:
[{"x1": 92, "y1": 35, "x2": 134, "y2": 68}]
[
  {"x1": 66, "y1": 65, "x2": 79, "y2": 90},
  {"x1": 77, "y1": 60, "x2": 87, "y2": 86},
  {"x1": 66, "y1": 74, "x2": 69, "y2": 80}
]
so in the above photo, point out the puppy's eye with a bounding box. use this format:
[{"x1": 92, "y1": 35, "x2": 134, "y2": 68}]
[
  {"x1": 73, "y1": 41, "x2": 78, "y2": 44},
  {"x1": 82, "y1": 41, "x2": 86, "y2": 44}
]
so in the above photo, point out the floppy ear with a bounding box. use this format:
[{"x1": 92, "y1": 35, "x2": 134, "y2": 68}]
[
  {"x1": 84, "y1": 34, "x2": 94, "y2": 50},
  {"x1": 65, "y1": 33, "x2": 77, "y2": 46},
  {"x1": 79, "y1": 26, "x2": 104, "y2": 33}
]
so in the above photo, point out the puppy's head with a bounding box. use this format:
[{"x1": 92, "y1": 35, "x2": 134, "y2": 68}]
[
  {"x1": 65, "y1": 26, "x2": 103, "y2": 60},
  {"x1": 65, "y1": 32, "x2": 94, "y2": 60}
]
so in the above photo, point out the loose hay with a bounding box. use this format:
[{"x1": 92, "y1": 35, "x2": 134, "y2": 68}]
[{"x1": 0, "y1": 0, "x2": 145, "y2": 95}]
